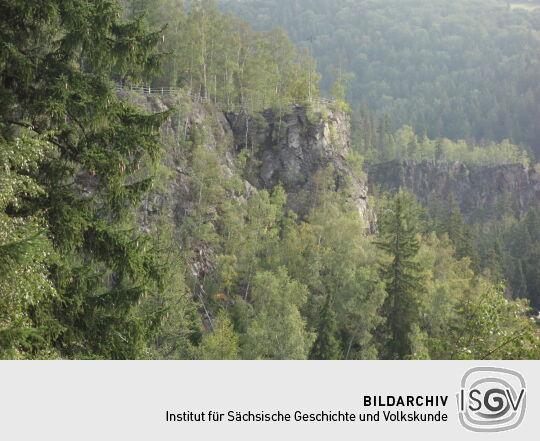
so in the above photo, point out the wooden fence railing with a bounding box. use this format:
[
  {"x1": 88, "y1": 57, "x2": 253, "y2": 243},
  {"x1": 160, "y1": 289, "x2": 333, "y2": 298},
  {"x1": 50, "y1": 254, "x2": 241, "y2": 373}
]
[{"x1": 114, "y1": 82, "x2": 334, "y2": 111}]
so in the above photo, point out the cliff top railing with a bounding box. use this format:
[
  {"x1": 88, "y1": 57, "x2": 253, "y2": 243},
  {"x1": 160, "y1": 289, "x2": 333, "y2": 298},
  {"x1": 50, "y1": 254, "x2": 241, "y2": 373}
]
[{"x1": 114, "y1": 82, "x2": 334, "y2": 112}]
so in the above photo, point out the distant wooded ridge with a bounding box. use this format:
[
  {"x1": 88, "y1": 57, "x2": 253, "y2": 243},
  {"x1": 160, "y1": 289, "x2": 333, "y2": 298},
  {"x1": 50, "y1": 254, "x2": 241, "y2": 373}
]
[{"x1": 222, "y1": 0, "x2": 540, "y2": 160}]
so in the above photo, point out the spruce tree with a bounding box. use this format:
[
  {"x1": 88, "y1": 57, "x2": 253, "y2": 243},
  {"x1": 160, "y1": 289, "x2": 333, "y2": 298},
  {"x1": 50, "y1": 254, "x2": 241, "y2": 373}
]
[
  {"x1": 376, "y1": 190, "x2": 425, "y2": 359},
  {"x1": 309, "y1": 294, "x2": 342, "y2": 360},
  {"x1": 0, "y1": 0, "x2": 169, "y2": 358},
  {"x1": 438, "y1": 198, "x2": 478, "y2": 268}
]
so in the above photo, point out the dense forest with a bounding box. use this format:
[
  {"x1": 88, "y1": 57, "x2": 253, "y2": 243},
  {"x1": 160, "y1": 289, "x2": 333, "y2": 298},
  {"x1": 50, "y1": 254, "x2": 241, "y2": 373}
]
[
  {"x1": 1, "y1": 0, "x2": 539, "y2": 360},
  {"x1": 221, "y1": 0, "x2": 540, "y2": 320},
  {"x1": 122, "y1": 0, "x2": 319, "y2": 111},
  {"x1": 222, "y1": 0, "x2": 540, "y2": 160}
]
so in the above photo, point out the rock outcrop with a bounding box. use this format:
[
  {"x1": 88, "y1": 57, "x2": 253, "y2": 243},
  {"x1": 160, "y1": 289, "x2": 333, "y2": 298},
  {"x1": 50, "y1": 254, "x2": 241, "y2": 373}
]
[
  {"x1": 226, "y1": 106, "x2": 375, "y2": 232},
  {"x1": 116, "y1": 91, "x2": 237, "y2": 233},
  {"x1": 117, "y1": 91, "x2": 375, "y2": 234},
  {"x1": 368, "y1": 160, "x2": 540, "y2": 219}
]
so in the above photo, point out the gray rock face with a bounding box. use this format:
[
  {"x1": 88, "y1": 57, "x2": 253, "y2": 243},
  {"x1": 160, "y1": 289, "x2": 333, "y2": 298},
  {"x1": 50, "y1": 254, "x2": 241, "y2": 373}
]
[
  {"x1": 226, "y1": 106, "x2": 375, "y2": 232},
  {"x1": 116, "y1": 91, "x2": 236, "y2": 234},
  {"x1": 368, "y1": 160, "x2": 540, "y2": 219},
  {"x1": 117, "y1": 91, "x2": 375, "y2": 234},
  {"x1": 115, "y1": 92, "x2": 377, "y2": 290}
]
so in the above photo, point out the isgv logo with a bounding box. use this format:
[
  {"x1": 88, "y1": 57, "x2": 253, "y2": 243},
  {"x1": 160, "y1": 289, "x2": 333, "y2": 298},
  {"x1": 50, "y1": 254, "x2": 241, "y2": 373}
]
[{"x1": 457, "y1": 367, "x2": 526, "y2": 432}]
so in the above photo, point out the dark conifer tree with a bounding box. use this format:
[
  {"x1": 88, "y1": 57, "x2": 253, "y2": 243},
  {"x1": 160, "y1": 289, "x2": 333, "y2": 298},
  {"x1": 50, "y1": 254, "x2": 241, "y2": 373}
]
[
  {"x1": 309, "y1": 294, "x2": 342, "y2": 360},
  {"x1": 375, "y1": 190, "x2": 425, "y2": 359},
  {"x1": 0, "y1": 0, "x2": 169, "y2": 358},
  {"x1": 438, "y1": 198, "x2": 479, "y2": 268}
]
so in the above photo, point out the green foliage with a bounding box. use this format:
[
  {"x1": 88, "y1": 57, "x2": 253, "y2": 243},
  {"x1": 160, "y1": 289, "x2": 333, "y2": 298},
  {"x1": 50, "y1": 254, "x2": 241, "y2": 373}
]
[
  {"x1": 309, "y1": 294, "x2": 342, "y2": 360},
  {"x1": 490, "y1": 201, "x2": 540, "y2": 309},
  {"x1": 125, "y1": 0, "x2": 320, "y2": 112},
  {"x1": 357, "y1": 123, "x2": 531, "y2": 167},
  {"x1": 242, "y1": 268, "x2": 313, "y2": 359},
  {"x1": 136, "y1": 216, "x2": 202, "y2": 359},
  {"x1": 430, "y1": 198, "x2": 479, "y2": 268},
  {"x1": 375, "y1": 190, "x2": 426, "y2": 359},
  {"x1": 329, "y1": 68, "x2": 353, "y2": 114},
  {"x1": 223, "y1": 0, "x2": 540, "y2": 158},
  {"x1": 0, "y1": 0, "x2": 169, "y2": 358},
  {"x1": 278, "y1": 172, "x2": 385, "y2": 359},
  {"x1": 436, "y1": 282, "x2": 540, "y2": 360},
  {"x1": 374, "y1": 193, "x2": 540, "y2": 360},
  {"x1": 198, "y1": 311, "x2": 240, "y2": 360},
  {"x1": 2, "y1": 0, "x2": 539, "y2": 361},
  {"x1": 414, "y1": 233, "x2": 476, "y2": 359},
  {"x1": 0, "y1": 134, "x2": 58, "y2": 358}
]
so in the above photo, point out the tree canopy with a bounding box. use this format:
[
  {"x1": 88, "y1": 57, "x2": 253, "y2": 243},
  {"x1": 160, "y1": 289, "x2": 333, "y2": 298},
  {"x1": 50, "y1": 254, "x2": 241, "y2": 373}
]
[{"x1": 223, "y1": 0, "x2": 540, "y2": 159}]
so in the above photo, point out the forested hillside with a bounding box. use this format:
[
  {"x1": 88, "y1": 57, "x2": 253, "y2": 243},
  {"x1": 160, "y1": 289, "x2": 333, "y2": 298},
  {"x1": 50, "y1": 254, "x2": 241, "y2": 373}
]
[
  {"x1": 222, "y1": 0, "x2": 540, "y2": 159},
  {"x1": 369, "y1": 160, "x2": 540, "y2": 310},
  {"x1": 121, "y1": 0, "x2": 318, "y2": 112},
  {"x1": 1, "y1": 0, "x2": 539, "y2": 360}
]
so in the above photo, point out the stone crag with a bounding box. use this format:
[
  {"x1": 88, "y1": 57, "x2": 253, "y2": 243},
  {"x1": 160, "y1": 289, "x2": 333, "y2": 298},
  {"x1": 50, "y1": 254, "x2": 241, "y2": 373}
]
[
  {"x1": 226, "y1": 106, "x2": 375, "y2": 232},
  {"x1": 368, "y1": 160, "x2": 540, "y2": 219},
  {"x1": 118, "y1": 92, "x2": 376, "y2": 282}
]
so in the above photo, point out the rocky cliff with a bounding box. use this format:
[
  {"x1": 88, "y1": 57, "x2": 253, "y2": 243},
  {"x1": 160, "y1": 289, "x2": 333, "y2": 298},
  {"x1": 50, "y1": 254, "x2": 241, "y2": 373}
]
[
  {"x1": 118, "y1": 90, "x2": 375, "y2": 236},
  {"x1": 368, "y1": 160, "x2": 540, "y2": 219},
  {"x1": 225, "y1": 106, "x2": 375, "y2": 231}
]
